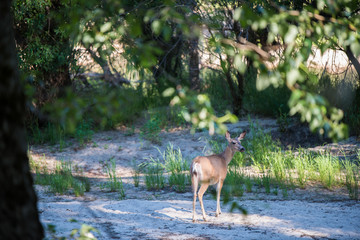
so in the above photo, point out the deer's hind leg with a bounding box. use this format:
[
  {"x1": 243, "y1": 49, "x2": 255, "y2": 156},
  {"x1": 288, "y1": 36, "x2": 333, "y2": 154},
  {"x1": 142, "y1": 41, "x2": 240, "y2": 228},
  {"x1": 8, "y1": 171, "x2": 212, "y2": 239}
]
[
  {"x1": 191, "y1": 174, "x2": 199, "y2": 222},
  {"x1": 198, "y1": 183, "x2": 210, "y2": 221}
]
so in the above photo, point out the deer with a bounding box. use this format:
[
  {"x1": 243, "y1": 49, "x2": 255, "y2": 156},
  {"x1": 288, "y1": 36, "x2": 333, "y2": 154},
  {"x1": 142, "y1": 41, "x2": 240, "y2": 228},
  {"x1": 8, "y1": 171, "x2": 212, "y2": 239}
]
[{"x1": 190, "y1": 130, "x2": 246, "y2": 222}]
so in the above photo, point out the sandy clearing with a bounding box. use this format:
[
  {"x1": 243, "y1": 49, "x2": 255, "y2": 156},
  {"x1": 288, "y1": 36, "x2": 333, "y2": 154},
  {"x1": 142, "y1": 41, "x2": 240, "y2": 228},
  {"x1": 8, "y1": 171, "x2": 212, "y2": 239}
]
[
  {"x1": 31, "y1": 118, "x2": 360, "y2": 239},
  {"x1": 38, "y1": 196, "x2": 360, "y2": 240}
]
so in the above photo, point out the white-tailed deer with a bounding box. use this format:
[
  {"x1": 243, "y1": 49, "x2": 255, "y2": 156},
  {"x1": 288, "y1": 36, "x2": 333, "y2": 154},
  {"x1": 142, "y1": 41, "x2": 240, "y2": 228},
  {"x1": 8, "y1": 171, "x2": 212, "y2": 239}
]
[{"x1": 190, "y1": 130, "x2": 246, "y2": 222}]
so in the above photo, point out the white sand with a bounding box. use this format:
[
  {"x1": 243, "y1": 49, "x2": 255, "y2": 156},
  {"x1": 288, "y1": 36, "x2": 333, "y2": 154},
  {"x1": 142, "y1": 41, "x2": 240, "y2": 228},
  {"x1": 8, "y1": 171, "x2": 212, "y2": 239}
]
[{"x1": 31, "y1": 118, "x2": 360, "y2": 239}]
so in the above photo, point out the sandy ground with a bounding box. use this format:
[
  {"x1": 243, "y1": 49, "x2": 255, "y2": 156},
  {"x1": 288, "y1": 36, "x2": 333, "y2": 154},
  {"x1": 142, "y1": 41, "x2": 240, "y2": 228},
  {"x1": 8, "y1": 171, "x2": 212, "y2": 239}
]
[{"x1": 30, "y1": 118, "x2": 360, "y2": 240}]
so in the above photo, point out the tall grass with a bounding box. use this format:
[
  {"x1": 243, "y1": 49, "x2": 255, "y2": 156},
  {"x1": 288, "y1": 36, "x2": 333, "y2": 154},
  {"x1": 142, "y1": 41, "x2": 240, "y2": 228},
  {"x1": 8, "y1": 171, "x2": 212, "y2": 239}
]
[
  {"x1": 217, "y1": 118, "x2": 360, "y2": 199},
  {"x1": 314, "y1": 153, "x2": 341, "y2": 189},
  {"x1": 343, "y1": 158, "x2": 359, "y2": 200},
  {"x1": 30, "y1": 156, "x2": 90, "y2": 196},
  {"x1": 102, "y1": 157, "x2": 125, "y2": 199},
  {"x1": 225, "y1": 167, "x2": 245, "y2": 197},
  {"x1": 161, "y1": 144, "x2": 190, "y2": 193},
  {"x1": 142, "y1": 144, "x2": 190, "y2": 192},
  {"x1": 143, "y1": 158, "x2": 166, "y2": 191}
]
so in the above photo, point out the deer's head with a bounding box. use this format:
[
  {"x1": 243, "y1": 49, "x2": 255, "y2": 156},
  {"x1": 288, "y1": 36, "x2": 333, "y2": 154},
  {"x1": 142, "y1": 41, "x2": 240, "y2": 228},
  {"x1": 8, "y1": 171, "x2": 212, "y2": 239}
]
[{"x1": 225, "y1": 130, "x2": 246, "y2": 152}]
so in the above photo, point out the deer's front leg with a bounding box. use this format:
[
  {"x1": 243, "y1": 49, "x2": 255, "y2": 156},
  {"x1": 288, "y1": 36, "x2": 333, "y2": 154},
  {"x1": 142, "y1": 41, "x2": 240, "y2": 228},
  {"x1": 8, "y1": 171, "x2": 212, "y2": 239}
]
[{"x1": 215, "y1": 180, "x2": 223, "y2": 217}]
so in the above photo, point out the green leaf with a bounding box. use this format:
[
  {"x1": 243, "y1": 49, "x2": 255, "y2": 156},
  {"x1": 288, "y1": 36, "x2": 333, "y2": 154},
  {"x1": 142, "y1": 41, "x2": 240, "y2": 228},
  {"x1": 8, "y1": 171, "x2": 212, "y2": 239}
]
[
  {"x1": 286, "y1": 69, "x2": 301, "y2": 87},
  {"x1": 151, "y1": 20, "x2": 161, "y2": 35},
  {"x1": 256, "y1": 73, "x2": 271, "y2": 91},
  {"x1": 284, "y1": 25, "x2": 298, "y2": 44},
  {"x1": 162, "y1": 88, "x2": 175, "y2": 97},
  {"x1": 234, "y1": 54, "x2": 246, "y2": 74},
  {"x1": 233, "y1": 8, "x2": 242, "y2": 20},
  {"x1": 350, "y1": 41, "x2": 360, "y2": 57},
  {"x1": 100, "y1": 22, "x2": 112, "y2": 33}
]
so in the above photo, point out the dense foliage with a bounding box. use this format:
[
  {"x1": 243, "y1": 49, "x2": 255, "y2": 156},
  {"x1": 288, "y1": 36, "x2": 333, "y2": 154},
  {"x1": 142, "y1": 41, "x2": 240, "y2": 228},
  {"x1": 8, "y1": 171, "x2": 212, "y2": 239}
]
[{"x1": 13, "y1": 0, "x2": 360, "y2": 141}]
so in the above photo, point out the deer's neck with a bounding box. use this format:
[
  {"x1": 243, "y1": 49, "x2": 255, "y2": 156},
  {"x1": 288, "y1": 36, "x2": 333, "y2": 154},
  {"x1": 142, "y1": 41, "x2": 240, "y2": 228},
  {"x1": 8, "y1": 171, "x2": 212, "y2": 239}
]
[{"x1": 221, "y1": 145, "x2": 235, "y2": 166}]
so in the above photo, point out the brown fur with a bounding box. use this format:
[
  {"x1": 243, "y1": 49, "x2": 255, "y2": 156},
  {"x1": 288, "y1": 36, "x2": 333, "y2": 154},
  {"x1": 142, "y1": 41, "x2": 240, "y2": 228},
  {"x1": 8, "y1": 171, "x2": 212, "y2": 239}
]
[{"x1": 191, "y1": 131, "x2": 246, "y2": 222}]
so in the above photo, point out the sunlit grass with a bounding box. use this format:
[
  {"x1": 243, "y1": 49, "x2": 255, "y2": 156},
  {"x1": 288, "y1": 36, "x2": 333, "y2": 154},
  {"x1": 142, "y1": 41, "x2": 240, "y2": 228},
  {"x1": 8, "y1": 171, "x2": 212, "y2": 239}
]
[
  {"x1": 211, "y1": 118, "x2": 360, "y2": 199},
  {"x1": 101, "y1": 157, "x2": 125, "y2": 199},
  {"x1": 29, "y1": 154, "x2": 90, "y2": 196}
]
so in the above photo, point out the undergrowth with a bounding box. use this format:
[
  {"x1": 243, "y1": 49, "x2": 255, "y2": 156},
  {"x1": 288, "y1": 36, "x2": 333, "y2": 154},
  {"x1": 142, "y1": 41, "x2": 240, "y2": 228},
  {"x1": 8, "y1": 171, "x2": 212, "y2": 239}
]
[
  {"x1": 142, "y1": 144, "x2": 190, "y2": 192},
  {"x1": 211, "y1": 117, "x2": 360, "y2": 200},
  {"x1": 101, "y1": 157, "x2": 125, "y2": 199},
  {"x1": 30, "y1": 155, "x2": 90, "y2": 197}
]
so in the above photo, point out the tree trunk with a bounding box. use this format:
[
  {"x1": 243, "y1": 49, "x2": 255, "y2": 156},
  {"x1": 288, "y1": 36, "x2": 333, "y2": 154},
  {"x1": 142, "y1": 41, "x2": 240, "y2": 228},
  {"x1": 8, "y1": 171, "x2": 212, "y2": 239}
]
[
  {"x1": 345, "y1": 46, "x2": 360, "y2": 81},
  {"x1": 189, "y1": 36, "x2": 200, "y2": 90},
  {"x1": 0, "y1": 1, "x2": 44, "y2": 239},
  {"x1": 224, "y1": 57, "x2": 242, "y2": 115}
]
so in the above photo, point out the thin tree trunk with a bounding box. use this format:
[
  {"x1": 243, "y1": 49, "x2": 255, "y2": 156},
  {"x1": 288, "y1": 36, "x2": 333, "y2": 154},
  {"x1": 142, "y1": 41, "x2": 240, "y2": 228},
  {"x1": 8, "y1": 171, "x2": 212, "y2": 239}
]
[
  {"x1": 345, "y1": 47, "x2": 360, "y2": 81},
  {"x1": 189, "y1": 36, "x2": 200, "y2": 90},
  {"x1": 224, "y1": 58, "x2": 241, "y2": 115},
  {"x1": 0, "y1": 1, "x2": 44, "y2": 239}
]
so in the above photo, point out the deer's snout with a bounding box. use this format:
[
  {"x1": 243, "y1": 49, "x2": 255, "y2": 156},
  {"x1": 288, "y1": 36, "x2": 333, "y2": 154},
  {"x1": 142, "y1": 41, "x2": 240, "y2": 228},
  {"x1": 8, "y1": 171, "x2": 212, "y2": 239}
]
[{"x1": 237, "y1": 146, "x2": 245, "y2": 152}]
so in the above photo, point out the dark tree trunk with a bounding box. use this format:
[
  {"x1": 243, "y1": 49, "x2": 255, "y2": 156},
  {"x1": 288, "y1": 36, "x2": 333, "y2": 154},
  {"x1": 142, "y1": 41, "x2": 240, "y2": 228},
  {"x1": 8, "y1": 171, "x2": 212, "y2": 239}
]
[
  {"x1": 224, "y1": 57, "x2": 242, "y2": 115},
  {"x1": 187, "y1": 0, "x2": 200, "y2": 91},
  {"x1": 189, "y1": 36, "x2": 200, "y2": 91},
  {"x1": 0, "y1": 1, "x2": 44, "y2": 239},
  {"x1": 345, "y1": 46, "x2": 360, "y2": 81}
]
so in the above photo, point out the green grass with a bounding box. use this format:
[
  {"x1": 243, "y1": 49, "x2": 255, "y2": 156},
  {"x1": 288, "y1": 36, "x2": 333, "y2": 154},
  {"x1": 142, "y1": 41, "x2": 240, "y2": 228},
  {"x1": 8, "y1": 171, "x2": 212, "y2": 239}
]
[
  {"x1": 141, "y1": 144, "x2": 190, "y2": 192},
  {"x1": 143, "y1": 158, "x2": 166, "y2": 191},
  {"x1": 343, "y1": 158, "x2": 359, "y2": 200},
  {"x1": 101, "y1": 157, "x2": 125, "y2": 199},
  {"x1": 162, "y1": 144, "x2": 190, "y2": 192},
  {"x1": 215, "y1": 118, "x2": 360, "y2": 199},
  {"x1": 132, "y1": 160, "x2": 141, "y2": 188},
  {"x1": 140, "y1": 117, "x2": 162, "y2": 144},
  {"x1": 315, "y1": 153, "x2": 341, "y2": 189},
  {"x1": 225, "y1": 167, "x2": 245, "y2": 197},
  {"x1": 30, "y1": 156, "x2": 90, "y2": 196},
  {"x1": 261, "y1": 173, "x2": 272, "y2": 194}
]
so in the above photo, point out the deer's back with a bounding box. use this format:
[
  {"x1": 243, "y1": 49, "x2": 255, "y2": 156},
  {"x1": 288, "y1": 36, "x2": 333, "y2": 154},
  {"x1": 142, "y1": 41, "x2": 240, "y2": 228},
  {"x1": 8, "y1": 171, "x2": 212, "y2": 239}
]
[{"x1": 191, "y1": 154, "x2": 228, "y2": 183}]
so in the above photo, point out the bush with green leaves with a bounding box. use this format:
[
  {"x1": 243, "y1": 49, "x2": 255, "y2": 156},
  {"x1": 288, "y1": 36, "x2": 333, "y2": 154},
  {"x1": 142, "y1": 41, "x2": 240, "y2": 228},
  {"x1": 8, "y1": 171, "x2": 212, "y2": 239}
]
[{"x1": 140, "y1": 117, "x2": 162, "y2": 144}]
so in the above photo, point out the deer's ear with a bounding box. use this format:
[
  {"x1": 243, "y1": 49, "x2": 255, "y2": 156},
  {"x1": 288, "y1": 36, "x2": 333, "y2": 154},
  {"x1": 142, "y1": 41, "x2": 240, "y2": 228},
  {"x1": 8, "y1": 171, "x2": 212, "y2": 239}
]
[
  {"x1": 225, "y1": 131, "x2": 231, "y2": 142},
  {"x1": 238, "y1": 131, "x2": 246, "y2": 140}
]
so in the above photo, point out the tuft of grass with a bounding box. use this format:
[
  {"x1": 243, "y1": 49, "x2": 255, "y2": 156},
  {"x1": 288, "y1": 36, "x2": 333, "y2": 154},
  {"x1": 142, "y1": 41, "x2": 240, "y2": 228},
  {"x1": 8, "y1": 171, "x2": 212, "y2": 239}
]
[
  {"x1": 293, "y1": 149, "x2": 310, "y2": 188},
  {"x1": 269, "y1": 151, "x2": 287, "y2": 184},
  {"x1": 132, "y1": 160, "x2": 141, "y2": 188},
  {"x1": 142, "y1": 144, "x2": 190, "y2": 192},
  {"x1": 143, "y1": 159, "x2": 165, "y2": 191},
  {"x1": 315, "y1": 153, "x2": 341, "y2": 189},
  {"x1": 344, "y1": 160, "x2": 359, "y2": 200},
  {"x1": 261, "y1": 173, "x2": 271, "y2": 194},
  {"x1": 30, "y1": 157, "x2": 90, "y2": 196},
  {"x1": 162, "y1": 144, "x2": 190, "y2": 193},
  {"x1": 102, "y1": 157, "x2": 125, "y2": 199},
  {"x1": 225, "y1": 167, "x2": 245, "y2": 197},
  {"x1": 276, "y1": 107, "x2": 291, "y2": 132},
  {"x1": 244, "y1": 175, "x2": 253, "y2": 193}
]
